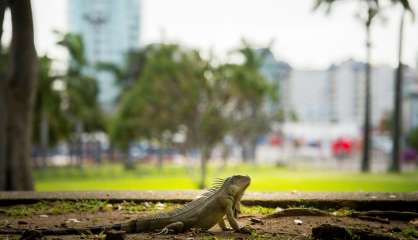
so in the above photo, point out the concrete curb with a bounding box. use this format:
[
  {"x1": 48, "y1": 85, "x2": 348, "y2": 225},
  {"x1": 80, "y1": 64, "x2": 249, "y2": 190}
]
[{"x1": 0, "y1": 191, "x2": 417, "y2": 211}]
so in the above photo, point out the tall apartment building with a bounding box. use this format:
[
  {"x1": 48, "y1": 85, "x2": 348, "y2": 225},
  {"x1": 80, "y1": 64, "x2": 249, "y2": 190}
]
[{"x1": 69, "y1": 0, "x2": 141, "y2": 107}]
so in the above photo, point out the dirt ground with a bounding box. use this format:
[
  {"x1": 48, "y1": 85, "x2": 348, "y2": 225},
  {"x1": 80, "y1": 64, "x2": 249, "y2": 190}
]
[{"x1": 0, "y1": 202, "x2": 417, "y2": 239}]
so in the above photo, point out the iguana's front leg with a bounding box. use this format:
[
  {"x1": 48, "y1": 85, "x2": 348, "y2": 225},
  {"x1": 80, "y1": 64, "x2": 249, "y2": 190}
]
[
  {"x1": 226, "y1": 201, "x2": 251, "y2": 234},
  {"x1": 217, "y1": 218, "x2": 232, "y2": 231},
  {"x1": 234, "y1": 201, "x2": 241, "y2": 218}
]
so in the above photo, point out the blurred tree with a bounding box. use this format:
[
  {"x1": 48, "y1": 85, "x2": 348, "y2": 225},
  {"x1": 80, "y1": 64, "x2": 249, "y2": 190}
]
[
  {"x1": 32, "y1": 56, "x2": 70, "y2": 168},
  {"x1": 0, "y1": 1, "x2": 8, "y2": 190},
  {"x1": 390, "y1": 3, "x2": 414, "y2": 173},
  {"x1": 96, "y1": 46, "x2": 150, "y2": 96},
  {"x1": 314, "y1": 0, "x2": 413, "y2": 172},
  {"x1": 0, "y1": 0, "x2": 38, "y2": 190},
  {"x1": 110, "y1": 43, "x2": 229, "y2": 181},
  {"x1": 111, "y1": 42, "x2": 277, "y2": 185},
  {"x1": 226, "y1": 43, "x2": 278, "y2": 162},
  {"x1": 57, "y1": 32, "x2": 103, "y2": 166}
]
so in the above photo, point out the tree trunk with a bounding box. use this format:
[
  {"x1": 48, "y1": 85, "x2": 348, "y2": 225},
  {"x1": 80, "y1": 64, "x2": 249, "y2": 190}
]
[
  {"x1": 199, "y1": 147, "x2": 211, "y2": 189},
  {"x1": 157, "y1": 138, "x2": 164, "y2": 170},
  {"x1": 249, "y1": 138, "x2": 257, "y2": 163},
  {"x1": 361, "y1": 23, "x2": 372, "y2": 173},
  {"x1": 124, "y1": 143, "x2": 135, "y2": 170},
  {"x1": 0, "y1": 0, "x2": 8, "y2": 190},
  {"x1": 39, "y1": 110, "x2": 49, "y2": 168},
  {"x1": 0, "y1": 0, "x2": 37, "y2": 190},
  {"x1": 75, "y1": 120, "x2": 83, "y2": 167},
  {"x1": 390, "y1": 10, "x2": 405, "y2": 173}
]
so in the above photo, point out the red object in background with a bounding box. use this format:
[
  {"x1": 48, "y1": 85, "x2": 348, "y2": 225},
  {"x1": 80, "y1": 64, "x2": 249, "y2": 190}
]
[
  {"x1": 331, "y1": 138, "x2": 353, "y2": 156},
  {"x1": 269, "y1": 135, "x2": 282, "y2": 146}
]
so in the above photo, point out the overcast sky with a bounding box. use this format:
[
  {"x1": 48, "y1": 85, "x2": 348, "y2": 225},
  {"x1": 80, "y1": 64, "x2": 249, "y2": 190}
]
[{"x1": 3, "y1": 0, "x2": 418, "y2": 69}]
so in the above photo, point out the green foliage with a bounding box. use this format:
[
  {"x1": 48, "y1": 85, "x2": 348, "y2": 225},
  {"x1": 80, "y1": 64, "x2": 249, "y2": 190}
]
[
  {"x1": 32, "y1": 56, "x2": 70, "y2": 146},
  {"x1": 0, "y1": 200, "x2": 180, "y2": 219},
  {"x1": 407, "y1": 127, "x2": 418, "y2": 150},
  {"x1": 56, "y1": 31, "x2": 103, "y2": 133},
  {"x1": 0, "y1": 200, "x2": 107, "y2": 217},
  {"x1": 241, "y1": 205, "x2": 275, "y2": 215},
  {"x1": 109, "y1": 41, "x2": 278, "y2": 167},
  {"x1": 109, "y1": 43, "x2": 229, "y2": 154},
  {"x1": 56, "y1": 32, "x2": 86, "y2": 69},
  {"x1": 400, "y1": 227, "x2": 418, "y2": 240}
]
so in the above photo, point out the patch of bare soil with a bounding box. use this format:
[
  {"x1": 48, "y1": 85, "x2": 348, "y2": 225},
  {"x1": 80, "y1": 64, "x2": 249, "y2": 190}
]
[{"x1": 0, "y1": 207, "x2": 417, "y2": 239}]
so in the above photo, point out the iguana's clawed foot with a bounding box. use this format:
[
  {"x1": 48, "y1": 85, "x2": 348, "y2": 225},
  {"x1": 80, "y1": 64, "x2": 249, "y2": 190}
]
[
  {"x1": 236, "y1": 226, "x2": 253, "y2": 234},
  {"x1": 157, "y1": 221, "x2": 184, "y2": 235},
  {"x1": 157, "y1": 227, "x2": 173, "y2": 235}
]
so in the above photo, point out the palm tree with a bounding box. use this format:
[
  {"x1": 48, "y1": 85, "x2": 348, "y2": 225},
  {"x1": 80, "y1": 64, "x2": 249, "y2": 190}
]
[
  {"x1": 314, "y1": 0, "x2": 413, "y2": 172},
  {"x1": 57, "y1": 32, "x2": 103, "y2": 166},
  {"x1": 33, "y1": 56, "x2": 64, "y2": 167}
]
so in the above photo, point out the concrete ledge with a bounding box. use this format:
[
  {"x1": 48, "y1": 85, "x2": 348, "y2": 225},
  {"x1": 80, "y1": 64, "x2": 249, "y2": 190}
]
[{"x1": 0, "y1": 191, "x2": 417, "y2": 211}]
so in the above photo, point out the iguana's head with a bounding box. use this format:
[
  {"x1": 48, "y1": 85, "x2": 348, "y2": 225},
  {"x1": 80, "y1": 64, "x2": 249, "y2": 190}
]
[{"x1": 223, "y1": 175, "x2": 251, "y2": 198}]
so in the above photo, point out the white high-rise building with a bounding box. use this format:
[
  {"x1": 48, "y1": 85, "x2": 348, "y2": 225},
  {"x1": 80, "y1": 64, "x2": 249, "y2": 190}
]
[{"x1": 69, "y1": 0, "x2": 141, "y2": 107}]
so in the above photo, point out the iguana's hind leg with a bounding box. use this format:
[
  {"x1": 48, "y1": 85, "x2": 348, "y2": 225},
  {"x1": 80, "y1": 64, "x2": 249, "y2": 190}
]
[{"x1": 158, "y1": 221, "x2": 184, "y2": 234}]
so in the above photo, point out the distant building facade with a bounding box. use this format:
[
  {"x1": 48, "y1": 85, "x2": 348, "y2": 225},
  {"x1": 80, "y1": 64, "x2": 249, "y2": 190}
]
[
  {"x1": 405, "y1": 81, "x2": 418, "y2": 131},
  {"x1": 257, "y1": 48, "x2": 292, "y2": 115},
  {"x1": 288, "y1": 59, "x2": 418, "y2": 128},
  {"x1": 69, "y1": 0, "x2": 141, "y2": 107},
  {"x1": 289, "y1": 69, "x2": 329, "y2": 122}
]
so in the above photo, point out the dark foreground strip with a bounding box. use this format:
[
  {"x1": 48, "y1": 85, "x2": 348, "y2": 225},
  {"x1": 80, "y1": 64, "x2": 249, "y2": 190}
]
[{"x1": 0, "y1": 191, "x2": 417, "y2": 211}]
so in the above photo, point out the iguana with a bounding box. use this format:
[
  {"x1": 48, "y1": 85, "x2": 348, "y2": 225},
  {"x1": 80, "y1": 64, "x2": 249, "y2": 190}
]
[{"x1": 0, "y1": 175, "x2": 252, "y2": 236}]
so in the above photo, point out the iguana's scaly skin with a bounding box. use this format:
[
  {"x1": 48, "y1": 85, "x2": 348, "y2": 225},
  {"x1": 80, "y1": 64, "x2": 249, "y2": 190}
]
[{"x1": 0, "y1": 175, "x2": 251, "y2": 235}]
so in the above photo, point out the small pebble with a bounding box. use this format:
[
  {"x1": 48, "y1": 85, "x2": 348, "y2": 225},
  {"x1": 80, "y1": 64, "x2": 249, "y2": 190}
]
[
  {"x1": 294, "y1": 219, "x2": 303, "y2": 225},
  {"x1": 274, "y1": 207, "x2": 283, "y2": 213},
  {"x1": 65, "y1": 218, "x2": 80, "y2": 223},
  {"x1": 39, "y1": 214, "x2": 48, "y2": 218}
]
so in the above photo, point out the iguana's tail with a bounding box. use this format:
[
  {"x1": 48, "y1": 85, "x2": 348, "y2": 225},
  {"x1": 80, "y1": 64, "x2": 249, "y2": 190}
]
[{"x1": 0, "y1": 220, "x2": 139, "y2": 235}]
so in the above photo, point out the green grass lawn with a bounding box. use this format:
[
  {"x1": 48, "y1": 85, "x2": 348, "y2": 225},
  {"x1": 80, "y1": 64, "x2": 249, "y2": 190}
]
[{"x1": 34, "y1": 163, "x2": 418, "y2": 192}]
